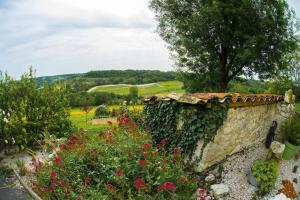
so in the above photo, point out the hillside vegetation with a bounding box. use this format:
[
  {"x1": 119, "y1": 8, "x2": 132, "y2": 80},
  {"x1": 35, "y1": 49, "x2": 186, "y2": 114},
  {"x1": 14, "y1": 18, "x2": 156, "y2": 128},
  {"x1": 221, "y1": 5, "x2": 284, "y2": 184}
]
[{"x1": 88, "y1": 81, "x2": 184, "y2": 96}]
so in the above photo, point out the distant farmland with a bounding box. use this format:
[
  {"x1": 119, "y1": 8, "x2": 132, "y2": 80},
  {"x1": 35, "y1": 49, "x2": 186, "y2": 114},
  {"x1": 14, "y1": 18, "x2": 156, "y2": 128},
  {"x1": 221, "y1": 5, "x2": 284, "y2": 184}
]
[{"x1": 88, "y1": 81, "x2": 185, "y2": 96}]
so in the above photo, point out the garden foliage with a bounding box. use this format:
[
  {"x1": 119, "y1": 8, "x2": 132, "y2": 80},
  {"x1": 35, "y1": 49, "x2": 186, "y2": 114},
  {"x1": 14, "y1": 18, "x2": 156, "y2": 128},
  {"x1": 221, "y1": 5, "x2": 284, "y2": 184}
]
[
  {"x1": 33, "y1": 114, "x2": 200, "y2": 199},
  {"x1": 251, "y1": 159, "x2": 279, "y2": 194},
  {"x1": 0, "y1": 70, "x2": 71, "y2": 150},
  {"x1": 94, "y1": 105, "x2": 110, "y2": 118},
  {"x1": 282, "y1": 116, "x2": 300, "y2": 146}
]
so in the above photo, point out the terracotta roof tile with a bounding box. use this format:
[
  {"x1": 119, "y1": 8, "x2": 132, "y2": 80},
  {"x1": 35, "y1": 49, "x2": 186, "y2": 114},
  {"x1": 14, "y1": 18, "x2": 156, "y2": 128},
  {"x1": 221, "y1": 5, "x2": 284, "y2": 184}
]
[{"x1": 144, "y1": 93, "x2": 284, "y2": 105}]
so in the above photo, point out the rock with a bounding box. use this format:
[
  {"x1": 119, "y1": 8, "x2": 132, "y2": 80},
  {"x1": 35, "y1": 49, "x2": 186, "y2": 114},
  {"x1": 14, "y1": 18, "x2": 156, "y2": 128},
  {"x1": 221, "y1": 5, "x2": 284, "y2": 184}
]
[
  {"x1": 270, "y1": 141, "x2": 285, "y2": 159},
  {"x1": 284, "y1": 89, "x2": 295, "y2": 104},
  {"x1": 210, "y1": 167, "x2": 221, "y2": 178},
  {"x1": 205, "y1": 174, "x2": 216, "y2": 182},
  {"x1": 292, "y1": 165, "x2": 298, "y2": 173},
  {"x1": 206, "y1": 196, "x2": 212, "y2": 200},
  {"x1": 268, "y1": 193, "x2": 291, "y2": 200},
  {"x1": 211, "y1": 183, "x2": 229, "y2": 197},
  {"x1": 293, "y1": 178, "x2": 297, "y2": 184},
  {"x1": 246, "y1": 171, "x2": 259, "y2": 188}
]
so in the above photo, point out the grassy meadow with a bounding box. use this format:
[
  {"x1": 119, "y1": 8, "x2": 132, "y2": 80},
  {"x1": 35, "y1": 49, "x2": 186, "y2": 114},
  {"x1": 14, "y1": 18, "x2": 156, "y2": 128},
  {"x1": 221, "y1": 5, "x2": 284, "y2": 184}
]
[
  {"x1": 69, "y1": 105, "x2": 144, "y2": 133},
  {"x1": 88, "y1": 81, "x2": 184, "y2": 96}
]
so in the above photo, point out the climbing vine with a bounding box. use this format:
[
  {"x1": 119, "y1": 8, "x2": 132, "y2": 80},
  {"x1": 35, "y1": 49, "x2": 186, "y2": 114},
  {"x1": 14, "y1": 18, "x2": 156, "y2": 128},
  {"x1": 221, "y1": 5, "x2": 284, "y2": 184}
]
[{"x1": 144, "y1": 98, "x2": 229, "y2": 159}]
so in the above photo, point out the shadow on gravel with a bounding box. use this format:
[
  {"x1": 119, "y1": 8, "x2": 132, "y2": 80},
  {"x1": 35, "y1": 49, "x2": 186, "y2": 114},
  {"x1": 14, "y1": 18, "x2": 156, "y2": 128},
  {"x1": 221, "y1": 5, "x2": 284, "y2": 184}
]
[{"x1": 0, "y1": 174, "x2": 31, "y2": 200}]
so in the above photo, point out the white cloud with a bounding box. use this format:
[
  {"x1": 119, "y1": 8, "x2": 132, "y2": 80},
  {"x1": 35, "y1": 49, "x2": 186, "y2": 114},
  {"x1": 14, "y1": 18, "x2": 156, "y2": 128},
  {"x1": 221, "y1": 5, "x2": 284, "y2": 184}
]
[
  {"x1": 0, "y1": 0, "x2": 299, "y2": 77},
  {"x1": 0, "y1": 0, "x2": 172, "y2": 77}
]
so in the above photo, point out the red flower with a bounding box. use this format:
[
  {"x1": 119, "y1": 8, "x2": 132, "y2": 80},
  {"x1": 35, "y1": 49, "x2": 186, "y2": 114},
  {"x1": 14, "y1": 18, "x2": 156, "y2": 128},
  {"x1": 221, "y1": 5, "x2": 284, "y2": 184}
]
[
  {"x1": 127, "y1": 152, "x2": 132, "y2": 157},
  {"x1": 60, "y1": 180, "x2": 66, "y2": 187},
  {"x1": 138, "y1": 160, "x2": 146, "y2": 167},
  {"x1": 105, "y1": 183, "x2": 114, "y2": 190},
  {"x1": 134, "y1": 178, "x2": 145, "y2": 190},
  {"x1": 143, "y1": 152, "x2": 148, "y2": 158},
  {"x1": 115, "y1": 169, "x2": 124, "y2": 176},
  {"x1": 143, "y1": 143, "x2": 151, "y2": 149},
  {"x1": 157, "y1": 182, "x2": 176, "y2": 193},
  {"x1": 50, "y1": 171, "x2": 57, "y2": 178},
  {"x1": 50, "y1": 182, "x2": 56, "y2": 190},
  {"x1": 90, "y1": 148, "x2": 97, "y2": 156},
  {"x1": 85, "y1": 177, "x2": 91, "y2": 183},
  {"x1": 173, "y1": 147, "x2": 181, "y2": 155},
  {"x1": 67, "y1": 135, "x2": 78, "y2": 146}
]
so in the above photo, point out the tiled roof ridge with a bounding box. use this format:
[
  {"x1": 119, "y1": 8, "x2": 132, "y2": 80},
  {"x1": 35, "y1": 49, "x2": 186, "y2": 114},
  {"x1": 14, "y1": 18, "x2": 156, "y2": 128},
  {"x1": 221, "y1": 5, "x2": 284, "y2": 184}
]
[{"x1": 144, "y1": 93, "x2": 284, "y2": 105}]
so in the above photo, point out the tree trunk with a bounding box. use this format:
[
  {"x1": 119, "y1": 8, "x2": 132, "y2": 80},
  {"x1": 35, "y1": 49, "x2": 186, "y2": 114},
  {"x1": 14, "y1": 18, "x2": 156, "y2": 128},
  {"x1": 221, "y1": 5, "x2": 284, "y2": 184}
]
[
  {"x1": 218, "y1": 49, "x2": 229, "y2": 92},
  {"x1": 218, "y1": 78, "x2": 229, "y2": 92}
]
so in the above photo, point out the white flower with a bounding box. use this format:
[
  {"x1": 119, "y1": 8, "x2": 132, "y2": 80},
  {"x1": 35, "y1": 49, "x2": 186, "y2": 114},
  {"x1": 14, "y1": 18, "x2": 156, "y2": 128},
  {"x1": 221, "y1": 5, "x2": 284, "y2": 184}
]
[
  {"x1": 7, "y1": 112, "x2": 10, "y2": 117},
  {"x1": 2, "y1": 111, "x2": 5, "y2": 115},
  {"x1": 12, "y1": 137, "x2": 15, "y2": 144},
  {"x1": 3, "y1": 117, "x2": 8, "y2": 123},
  {"x1": 4, "y1": 140, "x2": 8, "y2": 144}
]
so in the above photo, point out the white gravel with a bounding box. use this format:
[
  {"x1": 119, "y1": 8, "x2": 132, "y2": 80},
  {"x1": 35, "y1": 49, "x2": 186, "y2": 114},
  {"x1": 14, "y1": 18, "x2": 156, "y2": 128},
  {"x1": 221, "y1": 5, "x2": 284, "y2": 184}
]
[{"x1": 218, "y1": 142, "x2": 300, "y2": 200}]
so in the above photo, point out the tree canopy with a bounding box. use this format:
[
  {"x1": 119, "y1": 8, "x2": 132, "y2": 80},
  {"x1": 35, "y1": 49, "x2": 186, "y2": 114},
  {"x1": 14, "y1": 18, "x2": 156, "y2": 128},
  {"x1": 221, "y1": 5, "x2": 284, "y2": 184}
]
[{"x1": 150, "y1": 0, "x2": 300, "y2": 91}]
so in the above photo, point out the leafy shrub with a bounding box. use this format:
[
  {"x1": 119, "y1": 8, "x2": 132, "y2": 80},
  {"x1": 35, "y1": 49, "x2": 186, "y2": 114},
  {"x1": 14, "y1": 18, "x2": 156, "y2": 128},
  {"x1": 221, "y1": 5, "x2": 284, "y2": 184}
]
[
  {"x1": 251, "y1": 159, "x2": 278, "y2": 194},
  {"x1": 282, "y1": 117, "x2": 300, "y2": 146},
  {"x1": 94, "y1": 105, "x2": 110, "y2": 118},
  {"x1": 0, "y1": 70, "x2": 71, "y2": 151},
  {"x1": 33, "y1": 116, "x2": 200, "y2": 200}
]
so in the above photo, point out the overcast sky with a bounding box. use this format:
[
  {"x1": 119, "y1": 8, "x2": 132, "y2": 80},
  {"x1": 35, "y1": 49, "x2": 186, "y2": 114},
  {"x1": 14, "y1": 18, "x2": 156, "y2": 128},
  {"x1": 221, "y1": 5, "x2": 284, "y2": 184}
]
[{"x1": 0, "y1": 0, "x2": 299, "y2": 78}]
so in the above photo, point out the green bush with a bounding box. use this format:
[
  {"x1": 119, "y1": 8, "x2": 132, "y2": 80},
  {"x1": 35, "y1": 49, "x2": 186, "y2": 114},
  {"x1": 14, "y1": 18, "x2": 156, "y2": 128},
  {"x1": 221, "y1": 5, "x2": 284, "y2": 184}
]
[
  {"x1": 0, "y1": 70, "x2": 71, "y2": 151},
  {"x1": 282, "y1": 117, "x2": 300, "y2": 146},
  {"x1": 33, "y1": 116, "x2": 200, "y2": 200},
  {"x1": 251, "y1": 159, "x2": 278, "y2": 194},
  {"x1": 94, "y1": 105, "x2": 110, "y2": 118}
]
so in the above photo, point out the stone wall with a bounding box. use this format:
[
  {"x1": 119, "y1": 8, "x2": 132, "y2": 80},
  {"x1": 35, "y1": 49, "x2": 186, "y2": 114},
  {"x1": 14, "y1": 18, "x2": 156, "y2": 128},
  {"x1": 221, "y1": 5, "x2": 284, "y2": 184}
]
[{"x1": 193, "y1": 101, "x2": 294, "y2": 172}]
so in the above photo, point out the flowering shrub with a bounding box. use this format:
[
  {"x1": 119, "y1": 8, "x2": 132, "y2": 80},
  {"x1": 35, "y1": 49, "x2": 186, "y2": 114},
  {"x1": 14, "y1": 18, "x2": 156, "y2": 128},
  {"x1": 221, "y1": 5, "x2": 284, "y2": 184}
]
[
  {"x1": 0, "y1": 70, "x2": 71, "y2": 150},
  {"x1": 33, "y1": 115, "x2": 200, "y2": 199}
]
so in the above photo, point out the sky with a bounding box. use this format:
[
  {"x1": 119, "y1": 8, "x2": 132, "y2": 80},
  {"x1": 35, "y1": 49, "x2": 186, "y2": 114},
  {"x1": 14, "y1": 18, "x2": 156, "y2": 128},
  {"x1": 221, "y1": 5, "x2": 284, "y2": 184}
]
[{"x1": 0, "y1": 0, "x2": 299, "y2": 78}]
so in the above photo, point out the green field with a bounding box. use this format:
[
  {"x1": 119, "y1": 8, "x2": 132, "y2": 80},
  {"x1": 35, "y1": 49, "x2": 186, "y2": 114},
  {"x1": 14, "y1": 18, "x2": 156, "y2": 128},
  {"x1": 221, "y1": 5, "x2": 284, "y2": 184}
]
[
  {"x1": 88, "y1": 81, "x2": 184, "y2": 96},
  {"x1": 69, "y1": 105, "x2": 144, "y2": 134},
  {"x1": 296, "y1": 102, "x2": 300, "y2": 113}
]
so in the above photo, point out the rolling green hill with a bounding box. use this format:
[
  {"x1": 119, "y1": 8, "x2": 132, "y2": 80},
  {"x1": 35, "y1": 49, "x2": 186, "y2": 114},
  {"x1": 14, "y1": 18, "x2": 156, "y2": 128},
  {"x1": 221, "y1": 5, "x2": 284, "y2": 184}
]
[
  {"x1": 88, "y1": 81, "x2": 184, "y2": 96},
  {"x1": 35, "y1": 73, "x2": 80, "y2": 86}
]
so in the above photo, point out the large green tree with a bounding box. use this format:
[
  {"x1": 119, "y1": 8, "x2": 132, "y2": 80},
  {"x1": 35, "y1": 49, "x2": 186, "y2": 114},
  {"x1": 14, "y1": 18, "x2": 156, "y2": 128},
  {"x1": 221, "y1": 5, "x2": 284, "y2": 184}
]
[{"x1": 150, "y1": 0, "x2": 299, "y2": 92}]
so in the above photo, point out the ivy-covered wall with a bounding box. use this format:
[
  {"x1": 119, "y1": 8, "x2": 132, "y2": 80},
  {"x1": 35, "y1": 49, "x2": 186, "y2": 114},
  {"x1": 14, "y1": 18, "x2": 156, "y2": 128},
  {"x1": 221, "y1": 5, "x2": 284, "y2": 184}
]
[
  {"x1": 144, "y1": 98, "x2": 229, "y2": 159},
  {"x1": 144, "y1": 98, "x2": 294, "y2": 172}
]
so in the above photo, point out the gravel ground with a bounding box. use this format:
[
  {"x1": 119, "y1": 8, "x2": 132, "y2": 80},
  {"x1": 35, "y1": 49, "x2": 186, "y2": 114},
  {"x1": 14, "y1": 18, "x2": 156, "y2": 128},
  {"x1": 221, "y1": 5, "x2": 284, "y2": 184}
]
[{"x1": 219, "y1": 142, "x2": 300, "y2": 200}]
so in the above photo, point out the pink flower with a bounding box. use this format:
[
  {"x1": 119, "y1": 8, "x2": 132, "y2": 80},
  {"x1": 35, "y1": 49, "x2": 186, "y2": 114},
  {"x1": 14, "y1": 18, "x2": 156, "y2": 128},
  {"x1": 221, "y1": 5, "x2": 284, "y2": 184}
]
[
  {"x1": 173, "y1": 147, "x2": 181, "y2": 155},
  {"x1": 115, "y1": 169, "x2": 124, "y2": 176},
  {"x1": 85, "y1": 177, "x2": 91, "y2": 183},
  {"x1": 133, "y1": 178, "x2": 145, "y2": 190},
  {"x1": 196, "y1": 188, "x2": 206, "y2": 199},
  {"x1": 197, "y1": 188, "x2": 205, "y2": 195},
  {"x1": 138, "y1": 160, "x2": 146, "y2": 167},
  {"x1": 143, "y1": 143, "x2": 151, "y2": 149},
  {"x1": 157, "y1": 181, "x2": 176, "y2": 193},
  {"x1": 105, "y1": 183, "x2": 114, "y2": 190}
]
